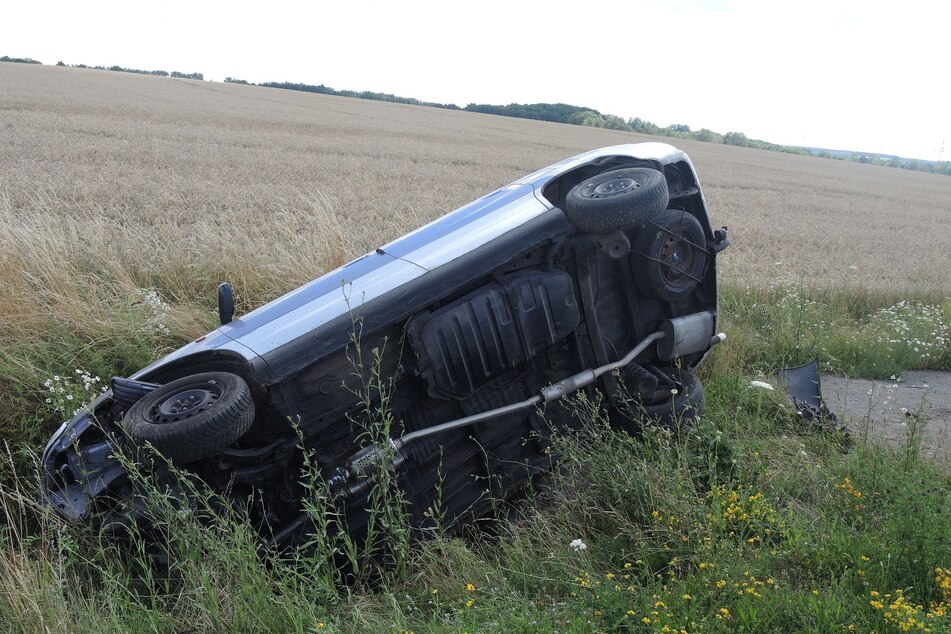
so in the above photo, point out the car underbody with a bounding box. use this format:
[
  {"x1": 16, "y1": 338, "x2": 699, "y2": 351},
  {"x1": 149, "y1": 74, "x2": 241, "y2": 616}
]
[{"x1": 41, "y1": 143, "x2": 730, "y2": 551}]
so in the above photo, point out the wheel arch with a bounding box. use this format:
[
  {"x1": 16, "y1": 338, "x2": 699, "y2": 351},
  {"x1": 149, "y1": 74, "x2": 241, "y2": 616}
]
[
  {"x1": 134, "y1": 350, "x2": 274, "y2": 422},
  {"x1": 541, "y1": 155, "x2": 666, "y2": 212}
]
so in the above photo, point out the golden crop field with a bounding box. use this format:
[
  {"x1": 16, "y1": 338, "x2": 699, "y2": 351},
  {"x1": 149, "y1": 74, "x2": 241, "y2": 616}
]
[{"x1": 2, "y1": 62, "x2": 950, "y2": 362}]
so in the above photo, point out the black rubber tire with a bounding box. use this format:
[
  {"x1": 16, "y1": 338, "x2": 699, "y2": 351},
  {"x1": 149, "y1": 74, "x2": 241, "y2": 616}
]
[
  {"x1": 565, "y1": 167, "x2": 669, "y2": 233},
  {"x1": 638, "y1": 370, "x2": 705, "y2": 429},
  {"x1": 632, "y1": 209, "x2": 707, "y2": 301},
  {"x1": 123, "y1": 372, "x2": 254, "y2": 464}
]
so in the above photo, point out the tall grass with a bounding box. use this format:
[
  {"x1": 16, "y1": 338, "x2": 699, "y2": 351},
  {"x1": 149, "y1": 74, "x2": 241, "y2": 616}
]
[
  {"x1": 715, "y1": 284, "x2": 951, "y2": 380},
  {"x1": 2, "y1": 366, "x2": 948, "y2": 632},
  {"x1": 0, "y1": 187, "x2": 346, "y2": 441}
]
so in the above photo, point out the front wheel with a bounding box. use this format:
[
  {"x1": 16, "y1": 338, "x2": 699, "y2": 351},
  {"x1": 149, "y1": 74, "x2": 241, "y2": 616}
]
[
  {"x1": 632, "y1": 209, "x2": 708, "y2": 301},
  {"x1": 617, "y1": 368, "x2": 704, "y2": 431},
  {"x1": 122, "y1": 371, "x2": 255, "y2": 464}
]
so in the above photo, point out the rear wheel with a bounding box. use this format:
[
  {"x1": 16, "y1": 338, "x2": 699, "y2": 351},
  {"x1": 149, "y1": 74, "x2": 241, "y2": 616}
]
[
  {"x1": 122, "y1": 371, "x2": 254, "y2": 464},
  {"x1": 565, "y1": 167, "x2": 669, "y2": 233}
]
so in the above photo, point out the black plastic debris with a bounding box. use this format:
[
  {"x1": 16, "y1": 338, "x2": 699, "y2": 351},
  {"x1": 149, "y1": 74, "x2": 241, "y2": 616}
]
[{"x1": 779, "y1": 360, "x2": 850, "y2": 438}]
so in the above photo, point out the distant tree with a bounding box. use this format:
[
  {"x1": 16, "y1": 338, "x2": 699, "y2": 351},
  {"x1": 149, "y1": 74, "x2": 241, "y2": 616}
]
[
  {"x1": 628, "y1": 117, "x2": 661, "y2": 135},
  {"x1": 170, "y1": 71, "x2": 203, "y2": 80},
  {"x1": 723, "y1": 131, "x2": 749, "y2": 147},
  {"x1": 466, "y1": 102, "x2": 599, "y2": 124},
  {"x1": 56, "y1": 61, "x2": 65, "y2": 66},
  {"x1": 565, "y1": 110, "x2": 606, "y2": 127},
  {"x1": 669, "y1": 123, "x2": 691, "y2": 133},
  {"x1": 694, "y1": 128, "x2": 722, "y2": 143},
  {"x1": 224, "y1": 77, "x2": 250, "y2": 84},
  {"x1": 0, "y1": 55, "x2": 42, "y2": 64},
  {"x1": 262, "y1": 81, "x2": 335, "y2": 95},
  {"x1": 602, "y1": 114, "x2": 630, "y2": 131}
]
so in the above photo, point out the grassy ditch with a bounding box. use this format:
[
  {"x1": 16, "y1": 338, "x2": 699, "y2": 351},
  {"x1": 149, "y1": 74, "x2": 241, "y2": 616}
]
[
  {"x1": 0, "y1": 286, "x2": 949, "y2": 632},
  {"x1": 1, "y1": 373, "x2": 949, "y2": 632}
]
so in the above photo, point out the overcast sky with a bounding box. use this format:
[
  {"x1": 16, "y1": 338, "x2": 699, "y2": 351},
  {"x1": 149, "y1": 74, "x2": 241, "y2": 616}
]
[{"x1": 4, "y1": 0, "x2": 949, "y2": 160}]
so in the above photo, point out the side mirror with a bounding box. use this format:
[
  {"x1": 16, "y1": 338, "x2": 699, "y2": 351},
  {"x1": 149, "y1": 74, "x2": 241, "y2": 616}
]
[{"x1": 217, "y1": 282, "x2": 234, "y2": 325}]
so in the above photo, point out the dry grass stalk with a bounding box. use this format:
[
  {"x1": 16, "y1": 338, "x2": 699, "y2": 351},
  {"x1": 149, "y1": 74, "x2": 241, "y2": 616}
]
[{"x1": 1, "y1": 63, "x2": 949, "y2": 426}]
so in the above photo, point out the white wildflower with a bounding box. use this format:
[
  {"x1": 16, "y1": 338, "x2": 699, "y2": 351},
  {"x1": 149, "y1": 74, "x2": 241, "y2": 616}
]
[
  {"x1": 749, "y1": 380, "x2": 774, "y2": 391},
  {"x1": 570, "y1": 539, "x2": 587, "y2": 552}
]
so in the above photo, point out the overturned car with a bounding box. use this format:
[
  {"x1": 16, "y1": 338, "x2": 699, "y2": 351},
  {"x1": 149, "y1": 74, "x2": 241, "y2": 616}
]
[{"x1": 42, "y1": 143, "x2": 729, "y2": 546}]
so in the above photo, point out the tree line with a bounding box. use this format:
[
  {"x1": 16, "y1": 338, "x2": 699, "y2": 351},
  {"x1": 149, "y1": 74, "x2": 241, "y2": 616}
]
[
  {"x1": 4, "y1": 54, "x2": 947, "y2": 176},
  {"x1": 250, "y1": 80, "x2": 461, "y2": 110},
  {"x1": 0, "y1": 56, "x2": 205, "y2": 80},
  {"x1": 235, "y1": 81, "x2": 951, "y2": 176}
]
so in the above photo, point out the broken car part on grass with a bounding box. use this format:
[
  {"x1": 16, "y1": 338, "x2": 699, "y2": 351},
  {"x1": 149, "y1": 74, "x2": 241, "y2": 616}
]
[
  {"x1": 42, "y1": 143, "x2": 730, "y2": 547},
  {"x1": 781, "y1": 360, "x2": 849, "y2": 436}
]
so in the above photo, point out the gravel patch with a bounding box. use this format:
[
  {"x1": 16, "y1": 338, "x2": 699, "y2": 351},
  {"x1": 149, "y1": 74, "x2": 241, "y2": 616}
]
[{"x1": 821, "y1": 371, "x2": 951, "y2": 467}]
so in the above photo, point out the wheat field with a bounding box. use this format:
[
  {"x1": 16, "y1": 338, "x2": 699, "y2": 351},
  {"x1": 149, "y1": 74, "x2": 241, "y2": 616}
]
[
  {"x1": 5, "y1": 62, "x2": 950, "y2": 299},
  {"x1": 2, "y1": 62, "x2": 950, "y2": 426}
]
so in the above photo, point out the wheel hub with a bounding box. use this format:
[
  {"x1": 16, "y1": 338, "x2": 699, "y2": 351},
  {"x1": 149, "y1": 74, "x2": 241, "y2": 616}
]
[
  {"x1": 152, "y1": 387, "x2": 220, "y2": 424},
  {"x1": 660, "y1": 236, "x2": 690, "y2": 282},
  {"x1": 587, "y1": 177, "x2": 638, "y2": 198}
]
